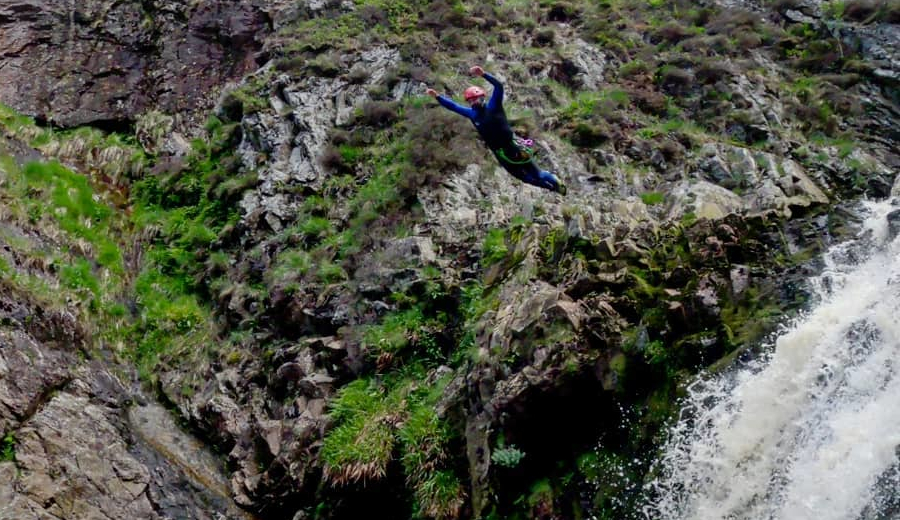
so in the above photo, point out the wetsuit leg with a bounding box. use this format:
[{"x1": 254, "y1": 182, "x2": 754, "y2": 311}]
[
  {"x1": 516, "y1": 161, "x2": 559, "y2": 191},
  {"x1": 503, "y1": 162, "x2": 558, "y2": 191},
  {"x1": 493, "y1": 145, "x2": 561, "y2": 192}
]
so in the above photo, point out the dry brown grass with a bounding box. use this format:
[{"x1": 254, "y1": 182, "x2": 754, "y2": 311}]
[
  {"x1": 359, "y1": 101, "x2": 400, "y2": 128},
  {"x1": 843, "y1": 0, "x2": 880, "y2": 21}
]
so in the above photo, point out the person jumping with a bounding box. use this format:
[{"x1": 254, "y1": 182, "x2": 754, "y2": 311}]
[{"x1": 426, "y1": 65, "x2": 566, "y2": 195}]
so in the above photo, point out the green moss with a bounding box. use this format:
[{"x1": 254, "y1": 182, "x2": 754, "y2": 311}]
[
  {"x1": 526, "y1": 479, "x2": 554, "y2": 509},
  {"x1": 17, "y1": 161, "x2": 124, "y2": 274},
  {"x1": 640, "y1": 191, "x2": 665, "y2": 205},
  {"x1": 60, "y1": 259, "x2": 100, "y2": 298},
  {"x1": 822, "y1": 0, "x2": 846, "y2": 19},
  {"x1": 0, "y1": 103, "x2": 38, "y2": 134},
  {"x1": 299, "y1": 216, "x2": 335, "y2": 241},
  {"x1": 362, "y1": 305, "x2": 441, "y2": 360},
  {"x1": 225, "y1": 71, "x2": 275, "y2": 115},
  {"x1": 0, "y1": 432, "x2": 15, "y2": 462},
  {"x1": 609, "y1": 352, "x2": 627, "y2": 380},
  {"x1": 626, "y1": 268, "x2": 663, "y2": 300},
  {"x1": 719, "y1": 286, "x2": 783, "y2": 348},
  {"x1": 577, "y1": 448, "x2": 640, "y2": 518},
  {"x1": 316, "y1": 261, "x2": 348, "y2": 284},
  {"x1": 482, "y1": 229, "x2": 509, "y2": 266},
  {"x1": 268, "y1": 249, "x2": 313, "y2": 283},
  {"x1": 539, "y1": 227, "x2": 568, "y2": 264},
  {"x1": 130, "y1": 267, "x2": 213, "y2": 380}
]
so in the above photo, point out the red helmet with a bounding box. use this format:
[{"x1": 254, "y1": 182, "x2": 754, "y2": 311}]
[{"x1": 464, "y1": 86, "x2": 486, "y2": 102}]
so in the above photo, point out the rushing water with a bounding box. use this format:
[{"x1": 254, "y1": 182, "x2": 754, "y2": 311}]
[{"x1": 642, "y1": 199, "x2": 900, "y2": 520}]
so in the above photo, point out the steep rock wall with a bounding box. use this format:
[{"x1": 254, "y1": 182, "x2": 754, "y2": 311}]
[{"x1": 0, "y1": 0, "x2": 276, "y2": 128}]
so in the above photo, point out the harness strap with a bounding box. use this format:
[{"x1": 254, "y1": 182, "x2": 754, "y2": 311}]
[{"x1": 496, "y1": 137, "x2": 536, "y2": 165}]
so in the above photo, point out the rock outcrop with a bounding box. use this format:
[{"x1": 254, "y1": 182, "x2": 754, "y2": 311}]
[{"x1": 0, "y1": 0, "x2": 275, "y2": 128}]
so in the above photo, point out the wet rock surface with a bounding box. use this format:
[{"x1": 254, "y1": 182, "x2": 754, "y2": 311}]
[{"x1": 0, "y1": 0, "x2": 277, "y2": 128}]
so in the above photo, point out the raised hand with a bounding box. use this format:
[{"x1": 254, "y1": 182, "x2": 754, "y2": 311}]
[
  {"x1": 425, "y1": 88, "x2": 439, "y2": 98},
  {"x1": 469, "y1": 65, "x2": 484, "y2": 77}
]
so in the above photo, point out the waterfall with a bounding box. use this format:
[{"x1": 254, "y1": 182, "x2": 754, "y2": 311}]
[{"x1": 642, "y1": 199, "x2": 900, "y2": 520}]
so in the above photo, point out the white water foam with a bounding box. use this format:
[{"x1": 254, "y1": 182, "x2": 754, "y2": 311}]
[{"x1": 643, "y1": 199, "x2": 900, "y2": 520}]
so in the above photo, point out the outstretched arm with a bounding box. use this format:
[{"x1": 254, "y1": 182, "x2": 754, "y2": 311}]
[
  {"x1": 482, "y1": 72, "x2": 504, "y2": 111},
  {"x1": 471, "y1": 66, "x2": 504, "y2": 111},
  {"x1": 427, "y1": 88, "x2": 476, "y2": 119}
]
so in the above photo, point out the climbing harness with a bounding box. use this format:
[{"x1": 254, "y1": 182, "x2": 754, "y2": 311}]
[{"x1": 497, "y1": 136, "x2": 537, "y2": 165}]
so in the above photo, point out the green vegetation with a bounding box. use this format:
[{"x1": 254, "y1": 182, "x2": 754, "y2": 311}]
[
  {"x1": 640, "y1": 191, "x2": 665, "y2": 205},
  {"x1": 482, "y1": 229, "x2": 509, "y2": 266},
  {"x1": 399, "y1": 380, "x2": 467, "y2": 519},
  {"x1": 322, "y1": 373, "x2": 464, "y2": 518},
  {"x1": 321, "y1": 378, "x2": 402, "y2": 484},
  {"x1": 0, "y1": 146, "x2": 130, "y2": 345},
  {"x1": 0, "y1": 433, "x2": 14, "y2": 462},
  {"x1": 491, "y1": 445, "x2": 526, "y2": 468},
  {"x1": 822, "y1": 0, "x2": 847, "y2": 19},
  {"x1": 18, "y1": 161, "x2": 123, "y2": 273},
  {"x1": 363, "y1": 305, "x2": 439, "y2": 358}
]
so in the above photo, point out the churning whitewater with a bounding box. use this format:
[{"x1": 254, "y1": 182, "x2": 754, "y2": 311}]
[{"x1": 643, "y1": 199, "x2": 900, "y2": 520}]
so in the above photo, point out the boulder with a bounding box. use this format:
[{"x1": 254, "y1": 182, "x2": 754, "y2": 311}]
[
  {"x1": 668, "y1": 180, "x2": 747, "y2": 221},
  {"x1": 698, "y1": 143, "x2": 829, "y2": 217},
  {"x1": 887, "y1": 209, "x2": 900, "y2": 241}
]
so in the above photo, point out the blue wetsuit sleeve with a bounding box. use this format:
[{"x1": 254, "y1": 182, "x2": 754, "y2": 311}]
[
  {"x1": 437, "y1": 95, "x2": 476, "y2": 119},
  {"x1": 483, "y1": 72, "x2": 504, "y2": 111}
]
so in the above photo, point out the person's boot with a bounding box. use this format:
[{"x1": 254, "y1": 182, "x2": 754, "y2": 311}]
[
  {"x1": 556, "y1": 179, "x2": 567, "y2": 195},
  {"x1": 551, "y1": 174, "x2": 567, "y2": 195}
]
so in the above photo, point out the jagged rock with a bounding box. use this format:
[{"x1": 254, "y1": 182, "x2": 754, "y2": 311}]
[
  {"x1": 4, "y1": 0, "x2": 897, "y2": 516},
  {"x1": 381, "y1": 236, "x2": 438, "y2": 265},
  {"x1": 730, "y1": 264, "x2": 751, "y2": 297},
  {"x1": 668, "y1": 179, "x2": 747, "y2": 221},
  {"x1": 566, "y1": 38, "x2": 609, "y2": 91},
  {"x1": 353, "y1": 236, "x2": 440, "y2": 298},
  {"x1": 0, "y1": 0, "x2": 276, "y2": 128},
  {"x1": 236, "y1": 47, "x2": 402, "y2": 229},
  {"x1": 701, "y1": 154, "x2": 735, "y2": 188},
  {"x1": 698, "y1": 143, "x2": 829, "y2": 217},
  {"x1": 887, "y1": 209, "x2": 900, "y2": 241},
  {"x1": 563, "y1": 259, "x2": 628, "y2": 299},
  {"x1": 694, "y1": 273, "x2": 725, "y2": 321},
  {"x1": 9, "y1": 393, "x2": 158, "y2": 519},
  {"x1": 0, "y1": 329, "x2": 75, "y2": 433},
  {"x1": 784, "y1": 9, "x2": 818, "y2": 24},
  {"x1": 610, "y1": 198, "x2": 654, "y2": 230},
  {"x1": 135, "y1": 111, "x2": 191, "y2": 157}
]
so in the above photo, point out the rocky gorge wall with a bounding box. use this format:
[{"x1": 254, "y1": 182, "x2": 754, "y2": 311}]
[
  {"x1": 0, "y1": 0, "x2": 898, "y2": 519},
  {"x1": 0, "y1": 0, "x2": 282, "y2": 129}
]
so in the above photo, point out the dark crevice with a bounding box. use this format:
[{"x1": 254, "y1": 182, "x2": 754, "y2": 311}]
[
  {"x1": 89, "y1": 118, "x2": 136, "y2": 135},
  {"x1": 28, "y1": 113, "x2": 136, "y2": 136},
  {"x1": 20, "y1": 377, "x2": 75, "y2": 426}
]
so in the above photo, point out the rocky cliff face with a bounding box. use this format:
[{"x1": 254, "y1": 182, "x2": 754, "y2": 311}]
[
  {"x1": 0, "y1": 136, "x2": 254, "y2": 519},
  {"x1": 0, "y1": 0, "x2": 280, "y2": 129},
  {"x1": 0, "y1": 0, "x2": 897, "y2": 519}
]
